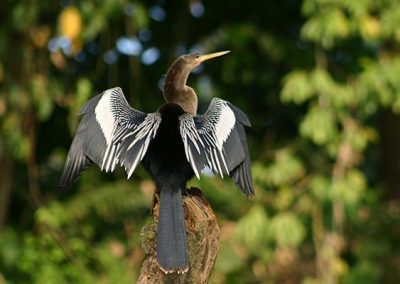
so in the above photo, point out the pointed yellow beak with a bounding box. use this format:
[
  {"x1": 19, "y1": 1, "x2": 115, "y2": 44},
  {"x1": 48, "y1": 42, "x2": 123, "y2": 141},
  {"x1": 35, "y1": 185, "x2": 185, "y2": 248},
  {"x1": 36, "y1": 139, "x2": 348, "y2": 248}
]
[{"x1": 197, "y1": 50, "x2": 231, "y2": 62}]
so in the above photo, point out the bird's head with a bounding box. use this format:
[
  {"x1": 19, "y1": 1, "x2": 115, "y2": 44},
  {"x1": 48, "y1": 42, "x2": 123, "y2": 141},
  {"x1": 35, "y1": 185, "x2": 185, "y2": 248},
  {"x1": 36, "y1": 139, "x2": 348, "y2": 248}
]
[
  {"x1": 178, "y1": 50, "x2": 231, "y2": 72},
  {"x1": 163, "y1": 50, "x2": 230, "y2": 115}
]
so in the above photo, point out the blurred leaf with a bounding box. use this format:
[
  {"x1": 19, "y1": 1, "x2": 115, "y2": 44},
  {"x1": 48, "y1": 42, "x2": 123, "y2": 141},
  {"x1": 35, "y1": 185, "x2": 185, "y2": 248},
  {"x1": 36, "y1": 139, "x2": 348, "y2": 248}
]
[
  {"x1": 132, "y1": 2, "x2": 148, "y2": 29},
  {"x1": 300, "y1": 105, "x2": 337, "y2": 145},
  {"x1": 82, "y1": 13, "x2": 107, "y2": 40},
  {"x1": 214, "y1": 241, "x2": 245, "y2": 273},
  {"x1": 0, "y1": 229, "x2": 21, "y2": 270},
  {"x1": 68, "y1": 78, "x2": 92, "y2": 132},
  {"x1": 343, "y1": 260, "x2": 382, "y2": 284},
  {"x1": 102, "y1": 0, "x2": 126, "y2": 15},
  {"x1": 2, "y1": 113, "x2": 29, "y2": 159},
  {"x1": 31, "y1": 74, "x2": 54, "y2": 121},
  {"x1": 301, "y1": 8, "x2": 349, "y2": 48},
  {"x1": 35, "y1": 202, "x2": 70, "y2": 228},
  {"x1": 310, "y1": 175, "x2": 330, "y2": 201},
  {"x1": 282, "y1": 71, "x2": 315, "y2": 104},
  {"x1": 360, "y1": 16, "x2": 381, "y2": 40},
  {"x1": 381, "y1": 3, "x2": 400, "y2": 38},
  {"x1": 275, "y1": 187, "x2": 295, "y2": 210},
  {"x1": 12, "y1": 3, "x2": 38, "y2": 32},
  {"x1": 268, "y1": 212, "x2": 306, "y2": 247},
  {"x1": 263, "y1": 149, "x2": 305, "y2": 186},
  {"x1": 59, "y1": 7, "x2": 82, "y2": 40},
  {"x1": 234, "y1": 205, "x2": 269, "y2": 252},
  {"x1": 331, "y1": 169, "x2": 366, "y2": 206},
  {"x1": 3, "y1": 0, "x2": 400, "y2": 283}
]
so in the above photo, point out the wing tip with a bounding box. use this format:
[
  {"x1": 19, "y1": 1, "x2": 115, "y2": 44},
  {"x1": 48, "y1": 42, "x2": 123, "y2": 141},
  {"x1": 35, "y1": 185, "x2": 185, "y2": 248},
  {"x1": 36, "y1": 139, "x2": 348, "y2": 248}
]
[
  {"x1": 58, "y1": 183, "x2": 69, "y2": 191},
  {"x1": 157, "y1": 262, "x2": 189, "y2": 274},
  {"x1": 58, "y1": 174, "x2": 73, "y2": 191},
  {"x1": 227, "y1": 102, "x2": 251, "y2": 127},
  {"x1": 58, "y1": 170, "x2": 78, "y2": 191},
  {"x1": 237, "y1": 177, "x2": 255, "y2": 196},
  {"x1": 245, "y1": 186, "x2": 255, "y2": 197},
  {"x1": 111, "y1": 86, "x2": 123, "y2": 93}
]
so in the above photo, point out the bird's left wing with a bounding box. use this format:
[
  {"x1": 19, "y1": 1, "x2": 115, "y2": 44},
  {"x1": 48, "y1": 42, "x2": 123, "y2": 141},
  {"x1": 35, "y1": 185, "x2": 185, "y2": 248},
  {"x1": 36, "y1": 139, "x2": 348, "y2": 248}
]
[
  {"x1": 59, "y1": 87, "x2": 161, "y2": 189},
  {"x1": 179, "y1": 98, "x2": 254, "y2": 195}
]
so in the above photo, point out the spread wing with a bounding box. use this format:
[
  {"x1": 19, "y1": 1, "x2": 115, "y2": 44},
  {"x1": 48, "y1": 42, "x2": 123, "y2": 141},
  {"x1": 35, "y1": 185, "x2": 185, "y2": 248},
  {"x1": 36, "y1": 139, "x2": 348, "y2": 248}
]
[
  {"x1": 59, "y1": 87, "x2": 161, "y2": 189},
  {"x1": 179, "y1": 98, "x2": 254, "y2": 195}
]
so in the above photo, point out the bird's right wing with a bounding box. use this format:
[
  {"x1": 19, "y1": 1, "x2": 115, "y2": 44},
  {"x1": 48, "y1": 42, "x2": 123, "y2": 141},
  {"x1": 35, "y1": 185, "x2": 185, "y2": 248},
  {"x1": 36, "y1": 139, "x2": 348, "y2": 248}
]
[
  {"x1": 59, "y1": 87, "x2": 161, "y2": 189},
  {"x1": 179, "y1": 98, "x2": 254, "y2": 195}
]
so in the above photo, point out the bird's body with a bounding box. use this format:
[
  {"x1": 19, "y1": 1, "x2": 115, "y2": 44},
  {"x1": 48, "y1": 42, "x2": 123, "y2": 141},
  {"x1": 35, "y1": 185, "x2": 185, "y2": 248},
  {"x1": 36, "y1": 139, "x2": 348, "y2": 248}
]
[
  {"x1": 143, "y1": 103, "x2": 193, "y2": 183},
  {"x1": 142, "y1": 103, "x2": 193, "y2": 272},
  {"x1": 60, "y1": 51, "x2": 253, "y2": 273}
]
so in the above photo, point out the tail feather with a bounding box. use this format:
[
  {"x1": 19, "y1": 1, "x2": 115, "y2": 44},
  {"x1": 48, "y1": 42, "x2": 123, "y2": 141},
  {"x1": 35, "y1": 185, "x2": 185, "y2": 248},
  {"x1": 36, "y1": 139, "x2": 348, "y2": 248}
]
[{"x1": 157, "y1": 188, "x2": 189, "y2": 273}]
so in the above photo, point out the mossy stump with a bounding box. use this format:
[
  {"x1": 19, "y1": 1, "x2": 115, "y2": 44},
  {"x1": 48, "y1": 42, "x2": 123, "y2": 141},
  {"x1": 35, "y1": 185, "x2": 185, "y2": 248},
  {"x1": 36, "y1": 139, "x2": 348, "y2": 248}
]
[{"x1": 138, "y1": 187, "x2": 220, "y2": 284}]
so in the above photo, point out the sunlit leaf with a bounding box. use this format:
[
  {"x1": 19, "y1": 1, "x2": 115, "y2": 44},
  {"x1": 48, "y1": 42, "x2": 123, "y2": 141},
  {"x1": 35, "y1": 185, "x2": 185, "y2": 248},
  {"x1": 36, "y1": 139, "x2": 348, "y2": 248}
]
[
  {"x1": 82, "y1": 13, "x2": 107, "y2": 40},
  {"x1": 310, "y1": 175, "x2": 330, "y2": 201},
  {"x1": 331, "y1": 169, "x2": 366, "y2": 206},
  {"x1": 360, "y1": 16, "x2": 380, "y2": 40},
  {"x1": 268, "y1": 212, "x2": 306, "y2": 247},
  {"x1": 301, "y1": 8, "x2": 349, "y2": 48},
  {"x1": 265, "y1": 149, "x2": 305, "y2": 186},
  {"x1": 234, "y1": 205, "x2": 269, "y2": 252},
  {"x1": 300, "y1": 105, "x2": 337, "y2": 145},
  {"x1": 59, "y1": 7, "x2": 82, "y2": 40},
  {"x1": 282, "y1": 71, "x2": 315, "y2": 104},
  {"x1": 275, "y1": 187, "x2": 295, "y2": 210}
]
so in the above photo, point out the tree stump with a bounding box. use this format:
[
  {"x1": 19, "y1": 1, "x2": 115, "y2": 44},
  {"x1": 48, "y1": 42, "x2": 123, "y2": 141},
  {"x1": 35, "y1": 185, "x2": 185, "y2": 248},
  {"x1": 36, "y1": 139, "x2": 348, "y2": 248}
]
[{"x1": 138, "y1": 187, "x2": 220, "y2": 284}]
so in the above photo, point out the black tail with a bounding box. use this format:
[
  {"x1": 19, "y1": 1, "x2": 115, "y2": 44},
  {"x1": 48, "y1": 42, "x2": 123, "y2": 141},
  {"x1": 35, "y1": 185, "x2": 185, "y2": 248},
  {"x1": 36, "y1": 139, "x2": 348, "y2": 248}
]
[{"x1": 157, "y1": 188, "x2": 189, "y2": 273}]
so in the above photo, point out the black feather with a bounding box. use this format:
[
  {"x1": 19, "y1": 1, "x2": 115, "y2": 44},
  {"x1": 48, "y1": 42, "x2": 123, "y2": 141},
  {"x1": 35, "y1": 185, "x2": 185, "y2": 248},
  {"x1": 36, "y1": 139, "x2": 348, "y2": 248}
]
[
  {"x1": 59, "y1": 87, "x2": 161, "y2": 189},
  {"x1": 157, "y1": 187, "x2": 189, "y2": 273},
  {"x1": 180, "y1": 98, "x2": 254, "y2": 195}
]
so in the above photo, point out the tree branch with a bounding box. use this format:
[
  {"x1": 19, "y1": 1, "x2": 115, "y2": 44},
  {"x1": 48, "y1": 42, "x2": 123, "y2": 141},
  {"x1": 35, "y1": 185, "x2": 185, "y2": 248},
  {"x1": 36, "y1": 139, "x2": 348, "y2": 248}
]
[{"x1": 138, "y1": 187, "x2": 220, "y2": 284}]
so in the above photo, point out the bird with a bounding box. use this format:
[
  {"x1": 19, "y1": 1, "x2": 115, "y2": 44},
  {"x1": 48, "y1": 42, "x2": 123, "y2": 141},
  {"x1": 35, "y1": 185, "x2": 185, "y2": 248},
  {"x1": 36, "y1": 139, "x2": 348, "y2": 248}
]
[{"x1": 59, "y1": 50, "x2": 254, "y2": 274}]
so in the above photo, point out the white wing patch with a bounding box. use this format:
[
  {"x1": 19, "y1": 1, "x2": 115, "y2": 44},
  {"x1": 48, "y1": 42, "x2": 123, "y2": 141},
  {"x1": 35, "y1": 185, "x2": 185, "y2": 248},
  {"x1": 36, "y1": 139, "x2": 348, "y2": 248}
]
[
  {"x1": 179, "y1": 114, "x2": 204, "y2": 179},
  {"x1": 61, "y1": 86, "x2": 163, "y2": 188},
  {"x1": 101, "y1": 112, "x2": 161, "y2": 176},
  {"x1": 93, "y1": 88, "x2": 161, "y2": 177},
  {"x1": 214, "y1": 104, "x2": 235, "y2": 150},
  {"x1": 95, "y1": 89, "x2": 115, "y2": 144},
  {"x1": 200, "y1": 101, "x2": 235, "y2": 177},
  {"x1": 125, "y1": 113, "x2": 161, "y2": 178},
  {"x1": 180, "y1": 99, "x2": 236, "y2": 179}
]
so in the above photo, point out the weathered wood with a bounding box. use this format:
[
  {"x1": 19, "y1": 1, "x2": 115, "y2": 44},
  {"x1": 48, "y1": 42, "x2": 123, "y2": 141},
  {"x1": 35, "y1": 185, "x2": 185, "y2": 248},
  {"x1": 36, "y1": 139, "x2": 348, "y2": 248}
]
[{"x1": 138, "y1": 187, "x2": 220, "y2": 284}]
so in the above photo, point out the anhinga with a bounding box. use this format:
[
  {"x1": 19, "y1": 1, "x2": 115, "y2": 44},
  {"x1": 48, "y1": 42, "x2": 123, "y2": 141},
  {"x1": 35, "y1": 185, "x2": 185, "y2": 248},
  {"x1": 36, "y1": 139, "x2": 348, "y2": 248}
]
[{"x1": 59, "y1": 51, "x2": 254, "y2": 273}]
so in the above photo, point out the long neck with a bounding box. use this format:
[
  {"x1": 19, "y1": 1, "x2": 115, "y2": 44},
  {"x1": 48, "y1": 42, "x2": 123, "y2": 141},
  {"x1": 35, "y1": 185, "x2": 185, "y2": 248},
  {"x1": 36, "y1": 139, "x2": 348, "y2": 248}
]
[{"x1": 163, "y1": 59, "x2": 197, "y2": 116}]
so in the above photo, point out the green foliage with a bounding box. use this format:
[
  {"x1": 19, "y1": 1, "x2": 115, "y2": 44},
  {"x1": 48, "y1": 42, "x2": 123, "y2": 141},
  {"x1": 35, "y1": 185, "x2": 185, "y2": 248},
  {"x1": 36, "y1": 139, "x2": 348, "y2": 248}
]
[
  {"x1": 9, "y1": 180, "x2": 146, "y2": 283},
  {"x1": 254, "y1": 149, "x2": 305, "y2": 187},
  {"x1": 11, "y1": 2, "x2": 39, "y2": 32},
  {"x1": 282, "y1": 71, "x2": 316, "y2": 104},
  {"x1": 1, "y1": 0, "x2": 400, "y2": 283},
  {"x1": 302, "y1": 7, "x2": 350, "y2": 48},
  {"x1": 234, "y1": 206, "x2": 269, "y2": 252},
  {"x1": 343, "y1": 260, "x2": 382, "y2": 284},
  {"x1": 268, "y1": 212, "x2": 306, "y2": 247},
  {"x1": 300, "y1": 104, "x2": 338, "y2": 145},
  {"x1": 331, "y1": 169, "x2": 366, "y2": 206}
]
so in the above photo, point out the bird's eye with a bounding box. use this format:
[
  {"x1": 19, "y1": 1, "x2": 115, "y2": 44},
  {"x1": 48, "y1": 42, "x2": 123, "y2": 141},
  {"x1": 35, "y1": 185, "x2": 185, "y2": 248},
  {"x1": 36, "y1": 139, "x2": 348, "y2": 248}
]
[{"x1": 195, "y1": 54, "x2": 200, "y2": 59}]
